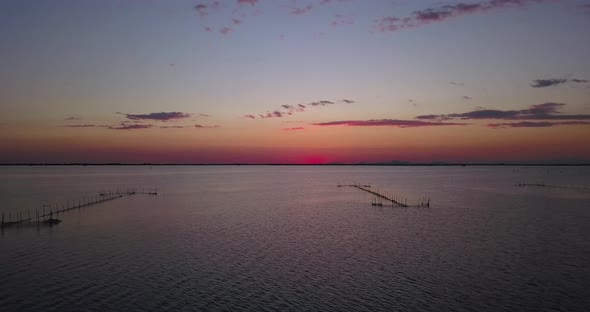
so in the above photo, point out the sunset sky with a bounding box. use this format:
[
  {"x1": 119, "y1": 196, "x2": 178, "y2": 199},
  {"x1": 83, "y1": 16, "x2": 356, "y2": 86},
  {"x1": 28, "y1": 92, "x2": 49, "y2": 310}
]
[{"x1": 1, "y1": 0, "x2": 589, "y2": 164}]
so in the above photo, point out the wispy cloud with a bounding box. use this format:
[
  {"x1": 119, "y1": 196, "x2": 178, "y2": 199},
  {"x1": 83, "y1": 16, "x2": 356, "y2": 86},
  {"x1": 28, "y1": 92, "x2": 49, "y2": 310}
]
[
  {"x1": 63, "y1": 124, "x2": 107, "y2": 128},
  {"x1": 416, "y1": 103, "x2": 590, "y2": 121},
  {"x1": 488, "y1": 121, "x2": 590, "y2": 128},
  {"x1": 530, "y1": 77, "x2": 589, "y2": 88},
  {"x1": 237, "y1": 0, "x2": 259, "y2": 6},
  {"x1": 282, "y1": 127, "x2": 305, "y2": 131},
  {"x1": 108, "y1": 123, "x2": 153, "y2": 130},
  {"x1": 309, "y1": 100, "x2": 335, "y2": 106},
  {"x1": 195, "y1": 124, "x2": 220, "y2": 128},
  {"x1": 246, "y1": 99, "x2": 354, "y2": 119},
  {"x1": 530, "y1": 78, "x2": 568, "y2": 88},
  {"x1": 331, "y1": 14, "x2": 354, "y2": 26},
  {"x1": 160, "y1": 125, "x2": 186, "y2": 129},
  {"x1": 64, "y1": 116, "x2": 81, "y2": 121},
  {"x1": 194, "y1": 1, "x2": 252, "y2": 35},
  {"x1": 199, "y1": 113, "x2": 210, "y2": 117},
  {"x1": 194, "y1": 0, "x2": 355, "y2": 36},
  {"x1": 375, "y1": 0, "x2": 551, "y2": 33},
  {"x1": 313, "y1": 119, "x2": 465, "y2": 128},
  {"x1": 291, "y1": 5, "x2": 313, "y2": 16},
  {"x1": 259, "y1": 111, "x2": 284, "y2": 119},
  {"x1": 320, "y1": 0, "x2": 352, "y2": 4},
  {"x1": 194, "y1": 1, "x2": 221, "y2": 18},
  {"x1": 462, "y1": 96, "x2": 472, "y2": 100},
  {"x1": 63, "y1": 121, "x2": 153, "y2": 130},
  {"x1": 121, "y1": 112, "x2": 192, "y2": 121},
  {"x1": 449, "y1": 81, "x2": 464, "y2": 86}
]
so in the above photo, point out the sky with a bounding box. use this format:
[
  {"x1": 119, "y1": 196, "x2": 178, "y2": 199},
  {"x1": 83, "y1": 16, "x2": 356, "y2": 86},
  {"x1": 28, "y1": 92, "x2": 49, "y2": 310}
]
[{"x1": 1, "y1": 0, "x2": 589, "y2": 164}]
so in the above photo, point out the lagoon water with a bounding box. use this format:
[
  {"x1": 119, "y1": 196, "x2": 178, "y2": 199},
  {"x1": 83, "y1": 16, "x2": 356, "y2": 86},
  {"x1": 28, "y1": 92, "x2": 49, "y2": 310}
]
[{"x1": 1, "y1": 166, "x2": 589, "y2": 311}]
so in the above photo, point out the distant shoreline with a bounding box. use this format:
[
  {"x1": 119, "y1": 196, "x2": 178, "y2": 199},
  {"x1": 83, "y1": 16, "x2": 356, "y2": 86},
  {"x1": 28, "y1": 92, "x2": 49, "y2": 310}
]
[{"x1": 1, "y1": 163, "x2": 589, "y2": 167}]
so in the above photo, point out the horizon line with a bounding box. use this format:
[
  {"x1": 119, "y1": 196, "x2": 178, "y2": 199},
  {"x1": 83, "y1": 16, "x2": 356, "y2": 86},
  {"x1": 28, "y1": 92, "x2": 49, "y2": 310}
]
[{"x1": 1, "y1": 163, "x2": 589, "y2": 167}]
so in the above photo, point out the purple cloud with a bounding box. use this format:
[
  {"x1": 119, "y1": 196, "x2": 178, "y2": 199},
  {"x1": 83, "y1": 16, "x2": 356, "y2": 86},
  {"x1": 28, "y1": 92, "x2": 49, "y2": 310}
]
[
  {"x1": 320, "y1": 0, "x2": 352, "y2": 4},
  {"x1": 309, "y1": 100, "x2": 335, "y2": 106},
  {"x1": 248, "y1": 99, "x2": 354, "y2": 119},
  {"x1": 63, "y1": 124, "x2": 108, "y2": 128},
  {"x1": 313, "y1": 119, "x2": 465, "y2": 128},
  {"x1": 291, "y1": 5, "x2": 313, "y2": 16},
  {"x1": 122, "y1": 112, "x2": 192, "y2": 121},
  {"x1": 530, "y1": 77, "x2": 589, "y2": 88},
  {"x1": 237, "y1": 0, "x2": 258, "y2": 6},
  {"x1": 195, "y1": 124, "x2": 220, "y2": 128},
  {"x1": 282, "y1": 127, "x2": 305, "y2": 131},
  {"x1": 488, "y1": 121, "x2": 590, "y2": 128},
  {"x1": 220, "y1": 27, "x2": 232, "y2": 35},
  {"x1": 375, "y1": 0, "x2": 551, "y2": 33},
  {"x1": 331, "y1": 14, "x2": 354, "y2": 26},
  {"x1": 194, "y1": 1, "x2": 221, "y2": 18},
  {"x1": 160, "y1": 126, "x2": 186, "y2": 129},
  {"x1": 531, "y1": 78, "x2": 568, "y2": 88},
  {"x1": 259, "y1": 111, "x2": 284, "y2": 118},
  {"x1": 108, "y1": 123, "x2": 153, "y2": 130},
  {"x1": 416, "y1": 103, "x2": 590, "y2": 121}
]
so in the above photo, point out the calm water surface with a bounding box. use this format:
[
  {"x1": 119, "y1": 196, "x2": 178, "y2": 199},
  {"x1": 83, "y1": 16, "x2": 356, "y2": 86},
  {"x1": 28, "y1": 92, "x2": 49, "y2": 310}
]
[{"x1": 1, "y1": 166, "x2": 589, "y2": 311}]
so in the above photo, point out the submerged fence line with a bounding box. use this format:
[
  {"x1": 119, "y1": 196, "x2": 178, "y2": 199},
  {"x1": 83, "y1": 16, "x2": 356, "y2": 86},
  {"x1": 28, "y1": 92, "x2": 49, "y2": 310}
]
[
  {"x1": 1, "y1": 187, "x2": 158, "y2": 229},
  {"x1": 338, "y1": 183, "x2": 430, "y2": 208}
]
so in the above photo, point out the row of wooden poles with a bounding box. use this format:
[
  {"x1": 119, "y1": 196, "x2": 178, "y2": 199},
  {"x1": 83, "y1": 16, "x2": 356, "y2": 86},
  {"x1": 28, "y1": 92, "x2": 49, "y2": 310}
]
[
  {"x1": 338, "y1": 183, "x2": 430, "y2": 208},
  {"x1": 1, "y1": 188, "x2": 158, "y2": 228}
]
